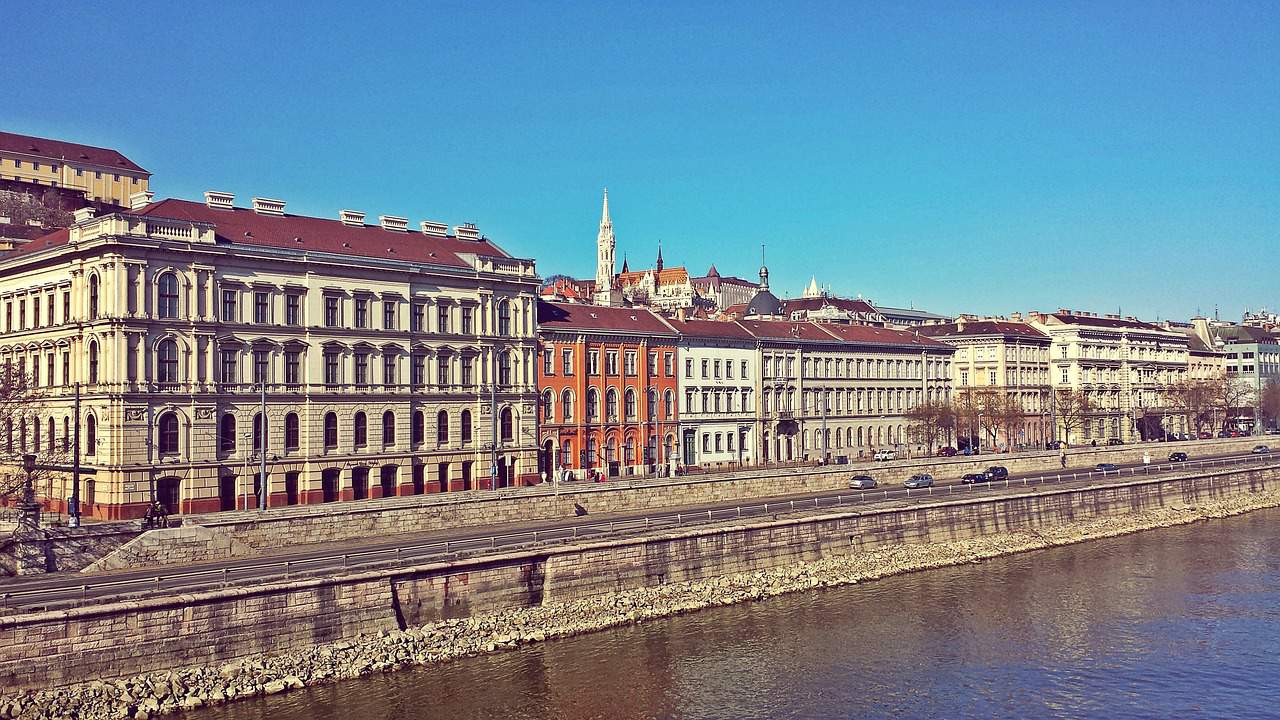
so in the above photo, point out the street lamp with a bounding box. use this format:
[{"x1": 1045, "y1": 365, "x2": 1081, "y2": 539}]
[{"x1": 977, "y1": 412, "x2": 983, "y2": 455}]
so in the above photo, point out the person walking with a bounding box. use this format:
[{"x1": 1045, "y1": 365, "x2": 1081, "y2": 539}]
[{"x1": 1060, "y1": 450, "x2": 1068, "y2": 468}]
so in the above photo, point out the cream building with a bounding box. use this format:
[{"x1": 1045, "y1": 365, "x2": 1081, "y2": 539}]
[
  {"x1": 668, "y1": 318, "x2": 758, "y2": 469},
  {"x1": 0, "y1": 131, "x2": 150, "y2": 207},
  {"x1": 1028, "y1": 310, "x2": 1190, "y2": 443},
  {"x1": 0, "y1": 191, "x2": 540, "y2": 520}
]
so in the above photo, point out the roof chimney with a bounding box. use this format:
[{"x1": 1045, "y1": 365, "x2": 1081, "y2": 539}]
[
  {"x1": 420, "y1": 220, "x2": 449, "y2": 237},
  {"x1": 128, "y1": 191, "x2": 154, "y2": 211},
  {"x1": 204, "y1": 191, "x2": 234, "y2": 211},
  {"x1": 339, "y1": 210, "x2": 366, "y2": 227},
  {"x1": 379, "y1": 215, "x2": 408, "y2": 232},
  {"x1": 73, "y1": 207, "x2": 96, "y2": 224},
  {"x1": 454, "y1": 222, "x2": 481, "y2": 241},
  {"x1": 252, "y1": 197, "x2": 286, "y2": 216}
]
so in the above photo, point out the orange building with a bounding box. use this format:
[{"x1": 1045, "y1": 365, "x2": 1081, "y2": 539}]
[{"x1": 536, "y1": 301, "x2": 680, "y2": 479}]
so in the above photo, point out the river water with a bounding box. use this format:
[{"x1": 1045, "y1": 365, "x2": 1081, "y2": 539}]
[{"x1": 197, "y1": 507, "x2": 1280, "y2": 720}]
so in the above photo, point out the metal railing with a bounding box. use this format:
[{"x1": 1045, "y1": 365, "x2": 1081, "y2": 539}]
[{"x1": 3, "y1": 452, "x2": 1275, "y2": 612}]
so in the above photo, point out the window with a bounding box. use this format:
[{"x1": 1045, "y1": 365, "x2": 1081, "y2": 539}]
[
  {"x1": 500, "y1": 407, "x2": 514, "y2": 442},
  {"x1": 285, "y1": 293, "x2": 301, "y2": 326},
  {"x1": 157, "y1": 339, "x2": 179, "y2": 384},
  {"x1": 461, "y1": 410, "x2": 472, "y2": 443},
  {"x1": 382, "y1": 411, "x2": 395, "y2": 445},
  {"x1": 647, "y1": 389, "x2": 657, "y2": 418},
  {"x1": 587, "y1": 388, "x2": 599, "y2": 419},
  {"x1": 461, "y1": 306, "x2": 474, "y2": 334},
  {"x1": 354, "y1": 352, "x2": 369, "y2": 386},
  {"x1": 499, "y1": 351, "x2": 512, "y2": 386},
  {"x1": 625, "y1": 351, "x2": 637, "y2": 376},
  {"x1": 324, "y1": 351, "x2": 340, "y2": 386},
  {"x1": 89, "y1": 275, "x2": 100, "y2": 319},
  {"x1": 961, "y1": 370, "x2": 969, "y2": 386},
  {"x1": 62, "y1": 352, "x2": 69, "y2": 386},
  {"x1": 411, "y1": 303, "x2": 424, "y2": 332},
  {"x1": 1061, "y1": 368, "x2": 1069, "y2": 383},
  {"x1": 437, "y1": 410, "x2": 449, "y2": 444},
  {"x1": 325, "y1": 297, "x2": 340, "y2": 327},
  {"x1": 542, "y1": 390, "x2": 555, "y2": 422},
  {"x1": 665, "y1": 353, "x2": 674, "y2": 376},
  {"x1": 355, "y1": 298, "x2": 368, "y2": 328},
  {"x1": 253, "y1": 350, "x2": 269, "y2": 385},
  {"x1": 497, "y1": 300, "x2": 511, "y2": 336},
  {"x1": 561, "y1": 389, "x2": 574, "y2": 420},
  {"x1": 252, "y1": 413, "x2": 265, "y2": 451},
  {"x1": 412, "y1": 355, "x2": 426, "y2": 386},
  {"x1": 254, "y1": 291, "x2": 269, "y2": 324},
  {"x1": 412, "y1": 410, "x2": 425, "y2": 444},
  {"x1": 437, "y1": 305, "x2": 450, "y2": 333},
  {"x1": 606, "y1": 351, "x2": 619, "y2": 375},
  {"x1": 285, "y1": 350, "x2": 301, "y2": 386},
  {"x1": 219, "y1": 414, "x2": 236, "y2": 452},
  {"x1": 588, "y1": 351, "x2": 600, "y2": 375},
  {"x1": 713, "y1": 360, "x2": 721, "y2": 379},
  {"x1": 158, "y1": 274, "x2": 179, "y2": 318},
  {"x1": 625, "y1": 389, "x2": 637, "y2": 418},
  {"x1": 354, "y1": 412, "x2": 367, "y2": 447},
  {"x1": 543, "y1": 348, "x2": 554, "y2": 376},
  {"x1": 220, "y1": 349, "x2": 238, "y2": 384},
  {"x1": 157, "y1": 413, "x2": 179, "y2": 456},
  {"x1": 437, "y1": 355, "x2": 450, "y2": 385},
  {"x1": 563, "y1": 349, "x2": 573, "y2": 375},
  {"x1": 89, "y1": 341, "x2": 99, "y2": 383},
  {"x1": 701, "y1": 359, "x2": 709, "y2": 379},
  {"x1": 324, "y1": 412, "x2": 338, "y2": 449},
  {"x1": 461, "y1": 356, "x2": 473, "y2": 385},
  {"x1": 383, "y1": 355, "x2": 396, "y2": 387},
  {"x1": 86, "y1": 414, "x2": 96, "y2": 455},
  {"x1": 383, "y1": 300, "x2": 396, "y2": 330},
  {"x1": 285, "y1": 413, "x2": 299, "y2": 450},
  {"x1": 221, "y1": 289, "x2": 237, "y2": 322},
  {"x1": 664, "y1": 390, "x2": 674, "y2": 418},
  {"x1": 606, "y1": 388, "x2": 619, "y2": 421},
  {"x1": 648, "y1": 352, "x2": 657, "y2": 376},
  {"x1": 725, "y1": 361, "x2": 733, "y2": 379}
]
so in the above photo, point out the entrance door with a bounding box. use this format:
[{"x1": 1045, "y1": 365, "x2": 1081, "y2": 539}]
[
  {"x1": 352, "y1": 467, "x2": 369, "y2": 500},
  {"x1": 219, "y1": 474, "x2": 235, "y2": 511},
  {"x1": 380, "y1": 466, "x2": 397, "y2": 498},
  {"x1": 321, "y1": 469, "x2": 340, "y2": 502},
  {"x1": 682, "y1": 429, "x2": 695, "y2": 467},
  {"x1": 156, "y1": 477, "x2": 180, "y2": 515}
]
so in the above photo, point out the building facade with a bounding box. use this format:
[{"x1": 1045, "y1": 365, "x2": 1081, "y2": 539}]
[
  {"x1": 0, "y1": 131, "x2": 150, "y2": 207},
  {"x1": 536, "y1": 301, "x2": 679, "y2": 479},
  {"x1": 667, "y1": 318, "x2": 758, "y2": 469},
  {"x1": 1, "y1": 192, "x2": 540, "y2": 519}
]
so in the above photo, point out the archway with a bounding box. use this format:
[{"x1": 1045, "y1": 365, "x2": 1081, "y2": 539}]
[{"x1": 157, "y1": 476, "x2": 181, "y2": 515}]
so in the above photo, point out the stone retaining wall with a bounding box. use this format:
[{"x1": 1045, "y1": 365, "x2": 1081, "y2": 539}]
[{"x1": 0, "y1": 460, "x2": 1273, "y2": 694}]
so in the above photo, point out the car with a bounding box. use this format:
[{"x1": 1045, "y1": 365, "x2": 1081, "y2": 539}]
[
  {"x1": 1095, "y1": 462, "x2": 1120, "y2": 472},
  {"x1": 936, "y1": 447, "x2": 957, "y2": 457},
  {"x1": 848, "y1": 474, "x2": 878, "y2": 489},
  {"x1": 904, "y1": 473, "x2": 934, "y2": 489},
  {"x1": 1106, "y1": 438, "x2": 1124, "y2": 446},
  {"x1": 1198, "y1": 431, "x2": 1213, "y2": 439},
  {"x1": 1169, "y1": 452, "x2": 1188, "y2": 462},
  {"x1": 1045, "y1": 440, "x2": 1065, "y2": 450},
  {"x1": 961, "y1": 472, "x2": 989, "y2": 484},
  {"x1": 984, "y1": 466, "x2": 1009, "y2": 481},
  {"x1": 1268, "y1": 429, "x2": 1280, "y2": 435},
  {"x1": 873, "y1": 449, "x2": 896, "y2": 461},
  {"x1": 1252, "y1": 445, "x2": 1271, "y2": 454}
]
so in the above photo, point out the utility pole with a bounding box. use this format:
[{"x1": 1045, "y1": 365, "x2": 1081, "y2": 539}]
[
  {"x1": 259, "y1": 380, "x2": 267, "y2": 511},
  {"x1": 490, "y1": 368, "x2": 498, "y2": 490},
  {"x1": 70, "y1": 382, "x2": 81, "y2": 528}
]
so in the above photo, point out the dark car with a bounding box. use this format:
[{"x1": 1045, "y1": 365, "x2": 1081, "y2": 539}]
[
  {"x1": 1107, "y1": 438, "x2": 1124, "y2": 446},
  {"x1": 1095, "y1": 462, "x2": 1120, "y2": 472},
  {"x1": 904, "y1": 474, "x2": 934, "y2": 489},
  {"x1": 1169, "y1": 452, "x2": 1188, "y2": 462},
  {"x1": 936, "y1": 447, "x2": 957, "y2": 457},
  {"x1": 984, "y1": 466, "x2": 1009, "y2": 481},
  {"x1": 1199, "y1": 431, "x2": 1213, "y2": 439},
  {"x1": 961, "y1": 472, "x2": 989, "y2": 484},
  {"x1": 848, "y1": 474, "x2": 878, "y2": 489},
  {"x1": 1045, "y1": 440, "x2": 1065, "y2": 450},
  {"x1": 1251, "y1": 445, "x2": 1271, "y2": 455}
]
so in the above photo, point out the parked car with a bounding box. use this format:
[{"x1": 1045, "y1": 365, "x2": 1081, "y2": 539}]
[
  {"x1": 1095, "y1": 462, "x2": 1120, "y2": 472},
  {"x1": 1107, "y1": 438, "x2": 1124, "y2": 446},
  {"x1": 1169, "y1": 452, "x2": 1188, "y2": 462},
  {"x1": 873, "y1": 449, "x2": 897, "y2": 461},
  {"x1": 984, "y1": 466, "x2": 1009, "y2": 481},
  {"x1": 904, "y1": 473, "x2": 934, "y2": 489},
  {"x1": 1251, "y1": 445, "x2": 1271, "y2": 455},
  {"x1": 1045, "y1": 440, "x2": 1065, "y2": 450},
  {"x1": 1198, "y1": 431, "x2": 1213, "y2": 439},
  {"x1": 1268, "y1": 429, "x2": 1280, "y2": 435},
  {"x1": 848, "y1": 474, "x2": 878, "y2": 489},
  {"x1": 936, "y1": 447, "x2": 957, "y2": 457},
  {"x1": 961, "y1": 472, "x2": 989, "y2": 484}
]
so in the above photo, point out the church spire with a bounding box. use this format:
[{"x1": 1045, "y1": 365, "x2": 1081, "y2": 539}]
[
  {"x1": 594, "y1": 188, "x2": 622, "y2": 306},
  {"x1": 656, "y1": 240, "x2": 664, "y2": 273},
  {"x1": 759, "y1": 244, "x2": 770, "y2": 291},
  {"x1": 601, "y1": 187, "x2": 611, "y2": 226}
]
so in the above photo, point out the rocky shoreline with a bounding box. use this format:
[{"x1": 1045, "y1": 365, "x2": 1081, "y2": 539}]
[{"x1": 4, "y1": 487, "x2": 1279, "y2": 720}]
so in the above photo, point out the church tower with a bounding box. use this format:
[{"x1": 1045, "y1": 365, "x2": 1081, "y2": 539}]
[{"x1": 594, "y1": 189, "x2": 622, "y2": 306}]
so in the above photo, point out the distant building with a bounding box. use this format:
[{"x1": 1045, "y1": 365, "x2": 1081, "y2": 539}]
[
  {"x1": 690, "y1": 265, "x2": 757, "y2": 312},
  {"x1": 877, "y1": 305, "x2": 953, "y2": 328},
  {"x1": 1191, "y1": 319, "x2": 1280, "y2": 430},
  {"x1": 0, "y1": 130, "x2": 150, "y2": 207},
  {"x1": 667, "y1": 318, "x2": 759, "y2": 469}
]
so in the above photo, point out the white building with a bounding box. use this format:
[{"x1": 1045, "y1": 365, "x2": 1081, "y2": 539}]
[{"x1": 668, "y1": 318, "x2": 758, "y2": 468}]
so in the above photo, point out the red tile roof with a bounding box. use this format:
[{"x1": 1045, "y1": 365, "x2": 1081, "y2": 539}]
[
  {"x1": 780, "y1": 295, "x2": 880, "y2": 315},
  {"x1": 537, "y1": 300, "x2": 677, "y2": 336},
  {"x1": 817, "y1": 322, "x2": 953, "y2": 349},
  {"x1": 1046, "y1": 313, "x2": 1164, "y2": 331},
  {"x1": 918, "y1": 320, "x2": 1049, "y2": 340},
  {"x1": 665, "y1": 318, "x2": 756, "y2": 340},
  {"x1": 735, "y1": 319, "x2": 839, "y2": 342},
  {"x1": 0, "y1": 130, "x2": 148, "y2": 173}
]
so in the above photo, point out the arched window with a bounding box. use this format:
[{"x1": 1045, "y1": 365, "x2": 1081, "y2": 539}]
[
  {"x1": 586, "y1": 388, "x2": 599, "y2": 420},
  {"x1": 285, "y1": 412, "x2": 300, "y2": 450},
  {"x1": 89, "y1": 274, "x2": 100, "y2": 320},
  {"x1": 324, "y1": 412, "x2": 338, "y2": 449},
  {"x1": 85, "y1": 414, "x2": 96, "y2": 455},
  {"x1": 62, "y1": 416, "x2": 69, "y2": 451},
  {"x1": 498, "y1": 350, "x2": 512, "y2": 386},
  {"x1": 88, "y1": 340, "x2": 99, "y2": 384},
  {"x1": 157, "y1": 339, "x2": 179, "y2": 384},
  {"x1": 253, "y1": 413, "x2": 266, "y2": 451},
  {"x1": 624, "y1": 389, "x2": 636, "y2": 419},
  {"x1": 412, "y1": 410, "x2": 425, "y2": 444},
  {"x1": 664, "y1": 390, "x2": 674, "y2": 419},
  {"x1": 461, "y1": 409, "x2": 472, "y2": 443},
  {"x1": 354, "y1": 411, "x2": 367, "y2": 447},
  {"x1": 157, "y1": 273, "x2": 179, "y2": 319},
  {"x1": 382, "y1": 410, "x2": 395, "y2": 445},
  {"x1": 497, "y1": 299, "x2": 511, "y2": 336},
  {"x1": 561, "y1": 389, "x2": 573, "y2": 421},
  {"x1": 47, "y1": 416, "x2": 55, "y2": 453},
  {"x1": 437, "y1": 410, "x2": 449, "y2": 444},
  {"x1": 542, "y1": 390, "x2": 554, "y2": 422},
  {"x1": 606, "y1": 389, "x2": 618, "y2": 421},
  {"x1": 158, "y1": 412, "x2": 179, "y2": 456},
  {"x1": 647, "y1": 389, "x2": 657, "y2": 418},
  {"x1": 219, "y1": 413, "x2": 236, "y2": 452},
  {"x1": 500, "y1": 407, "x2": 514, "y2": 442}
]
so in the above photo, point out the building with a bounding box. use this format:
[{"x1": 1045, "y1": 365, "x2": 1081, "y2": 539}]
[
  {"x1": 536, "y1": 300, "x2": 679, "y2": 479},
  {"x1": 877, "y1": 305, "x2": 952, "y2": 328},
  {"x1": 689, "y1": 265, "x2": 757, "y2": 313},
  {"x1": 918, "y1": 316, "x2": 1052, "y2": 450},
  {"x1": 0, "y1": 191, "x2": 540, "y2": 519},
  {"x1": 1169, "y1": 319, "x2": 1226, "y2": 382},
  {"x1": 667, "y1": 318, "x2": 758, "y2": 469},
  {"x1": 1029, "y1": 310, "x2": 1189, "y2": 443},
  {"x1": 0, "y1": 131, "x2": 150, "y2": 207},
  {"x1": 1191, "y1": 320, "x2": 1280, "y2": 431},
  {"x1": 777, "y1": 280, "x2": 887, "y2": 325}
]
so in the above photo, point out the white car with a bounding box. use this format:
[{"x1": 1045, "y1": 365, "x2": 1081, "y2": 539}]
[{"x1": 873, "y1": 450, "x2": 896, "y2": 462}]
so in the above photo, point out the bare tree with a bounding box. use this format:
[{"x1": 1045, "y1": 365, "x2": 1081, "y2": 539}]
[
  {"x1": 1262, "y1": 380, "x2": 1280, "y2": 431},
  {"x1": 1168, "y1": 377, "x2": 1217, "y2": 436},
  {"x1": 0, "y1": 365, "x2": 70, "y2": 509},
  {"x1": 1054, "y1": 389, "x2": 1091, "y2": 446},
  {"x1": 904, "y1": 401, "x2": 950, "y2": 455},
  {"x1": 1210, "y1": 371, "x2": 1255, "y2": 432}
]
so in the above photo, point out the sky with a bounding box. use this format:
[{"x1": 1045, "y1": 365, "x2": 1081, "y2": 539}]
[{"x1": 5, "y1": 1, "x2": 1277, "y2": 320}]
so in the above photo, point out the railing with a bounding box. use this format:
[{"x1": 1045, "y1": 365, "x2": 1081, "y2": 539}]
[{"x1": 2, "y1": 452, "x2": 1275, "y2": 611}]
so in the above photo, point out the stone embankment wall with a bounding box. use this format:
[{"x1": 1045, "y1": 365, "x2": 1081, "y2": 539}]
[
  {"x1": 195, "y1": 436, "x2": 1263, "y2": 552},
  {"x1": 0, "y1": 523, "x2": 139, "y2": 576},
  {"x1": 0, "y1": 461, "x2": 1274, "y2": 700},
  {"x1": 80, "y1": 527, "x2": 255, "y2": 574}
]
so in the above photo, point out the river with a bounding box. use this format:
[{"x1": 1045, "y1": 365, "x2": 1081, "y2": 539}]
[{"x1": 196, "y1": 507, "x2": 1280, "y2": 719}]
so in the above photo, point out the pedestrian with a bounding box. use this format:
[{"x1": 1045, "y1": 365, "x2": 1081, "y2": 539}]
[{"x1": 1059, "y1": 451, "x2": 1067, "y2": 468}]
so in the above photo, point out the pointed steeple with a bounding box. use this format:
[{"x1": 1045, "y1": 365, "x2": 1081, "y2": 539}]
[
  {"x1": 758, "y1": 244, "x2": 769, "y2": 291},
  {"x1": 594, "y1": 188, "x2": 622, "y2": 307},
  {"x1": 621, "y1": 253, "x2": 629, "y2": 274},
  {"x1": 655, "y1": 240, "x2": 664, "y2": 273}
]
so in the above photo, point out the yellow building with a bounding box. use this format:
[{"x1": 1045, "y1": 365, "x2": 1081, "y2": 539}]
[{"x1": 0, "y1": 130, "x2": 150, "y2": 207}]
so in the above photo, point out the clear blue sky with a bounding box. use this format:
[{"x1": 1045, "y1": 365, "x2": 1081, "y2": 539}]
[{"x1": 6, "y1": 1, "x2": 1277, "y2": 320}]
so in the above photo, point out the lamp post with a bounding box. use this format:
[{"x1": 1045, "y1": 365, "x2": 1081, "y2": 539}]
[
  {"x1": 17, "y1": 453, "x2": 40, "y2": 530},
  {"x1": 977, "y1": 412, "x2": 983, "y2": 455}
]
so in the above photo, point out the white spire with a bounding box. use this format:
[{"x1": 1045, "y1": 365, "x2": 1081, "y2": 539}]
[
  {"x1": 601, "y1": 187, "x2": 611, "y2": 226},
  {"x1": 803, "y1": 276, "x2": 820, "y2": 298},
  {"x1": 594, "y1": 188, "x2": 621, "y2": 306}
]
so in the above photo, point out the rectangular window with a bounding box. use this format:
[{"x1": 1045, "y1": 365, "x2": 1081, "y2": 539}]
[
  {"x1": 665, "y1": 353, "x2": 674, "y2": 376},
  {"x1": 30, "y1": 298, "x2": 38, "y2": 329},
  {"x1": 411, "y1": 303, "x2": 424, "y2": 332},
  {"x1": 685, "y1": 358, "x2": 693, "y2": 378},
  {"x1": 383, "y1": 355, "x2": 397, "y2": 387},
  {"x1": 62, "y1": 352, "x2": 70, "y2": 385},
  {"x1": 648, "y1": 352, "x2": 657, "y2": 376},
  {"x1": 354, "y1": 352, "x2": 369, "y2": 385},
  {"x1": 461, "y1": 356, "x2": 474, "y2": 385},
  {"x1": 285, "y1": 350, "x2": 301, "y2": 386},
  {"x1": 461, "y1": 306, "x2": 473, "y2": 334},
  {"x1": 412, "y1": 355, "x2": 426, "y2": 386},
  {"x1": 562, "y1": 349, "x2": 573, "y2": 375},
  {"x1": 624, "y1": 351, "x2": 637, "y2": 376},
  {"x1": 324, "y1": 352, "x2": 340, "y2": 386},
  {"x1": 1061, "y1": 368, "x2": 1069, "y2": 383},
  {"x1": 383, "y1": 300, "x2": 396, "y2": 330},
  {"x1": 713, "y1": 360, "x2": 721, "y2": 379},
  {"x1": 606, "y1": 351, "x2": 619, "y2": 375},
  {"x1": 221, "y1": 290, "x2": 237, "y2": 322},
  {"x1": 725, "y1": 361, "x2": 733, "y2": 379},
  {"x1": 253, "y1": 350, "x2": 269, "y2": 384},
  {"x1": 285, "y1": 293, "x2": 301, "y2": 326},
  {"x1": 220, "y1": 350, "x2": 238, "y2": 384},
  {"x1": 701, "y1": 359, "x2": 709, "y2": 379},
  {"x1": 437, "y1": 357, "x2": 450, "y2": 385},
  {"x1": 589, "y1": 351, "x2": 600, "y2": 375},
  {"x1": 46, "y1": 295, "x2": 53, "y2": 326},
  {"x1": 543, "y1": 348, "x2": 554, "y2": 375},
  {"x1": 437, "y1": 305, "x2": 450, "y2": 333},
  {"x1": 254, "y1": 291, "x2": 269, "y2": 324},
  {"x1": 325, "y1": 297, "x2": 340, "y2": 327},
  {"x1": 355, "y1": 298, "x2": 368, "y2": 328},
  {"x1": 5, "y1": 302, "x2": 11, "y2": 332}
]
